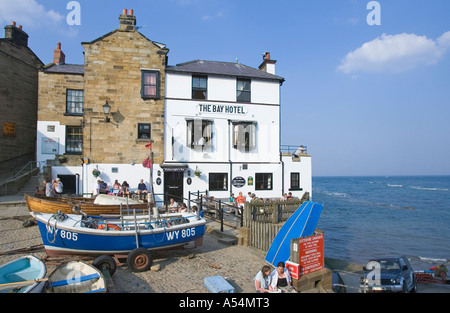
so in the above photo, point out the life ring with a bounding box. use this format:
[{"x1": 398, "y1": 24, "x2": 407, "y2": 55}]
[{"x1": 98, "y1": 224, "x2": 121, "y2": 231}]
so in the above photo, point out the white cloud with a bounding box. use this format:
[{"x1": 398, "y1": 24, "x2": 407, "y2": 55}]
[
  {"x1": 338, "y1": 31, "x2": 450, "y2": 74},
  {"x1": 202, "y1": 11, "x2": 224, "y2": 21},
  {"x1": 0, "y1": 0, "x2": 64, "y2": 30}
]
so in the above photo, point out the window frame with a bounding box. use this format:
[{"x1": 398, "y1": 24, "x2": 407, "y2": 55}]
[
  {"x1": 192, "y1": 75, "x2": 208, "y2": 100},
  {"x1": 141, "y1": 70, "x2": 160, "y2": 99},
  {"x1": 237, "y1": 78, "x2": 251, "y2": 103},
  {"x1": 137, "y1": 123, "x2": 151, "y2": 140},
  {"x1": 290, "y1": 172, "x2": 302, "y2": 191},
  {"x1": 209, "y1": 173, "x2": 228, "y2": 191},
  {"x1": 255, "y1": 173, "x2": 273, "y2": 191},
  {"x1": 186, "y1": 119, "x2": 213, "y2": 150},
  {"x1": 232, "y1": 121, "x2": 257, "y2": 152},
  {"x1": 65, "y1": 89, "x2": 84, "y2": 116},
  {"x1": 65, "y1": 126, "x2": 83, "y2": 155}
]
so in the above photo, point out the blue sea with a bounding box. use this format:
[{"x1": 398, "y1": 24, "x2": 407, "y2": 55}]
[{"x1": 313, "y1": 176, "x2": 450, "y2": 271}]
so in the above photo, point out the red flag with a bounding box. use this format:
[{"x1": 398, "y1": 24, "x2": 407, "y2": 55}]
[
  {"x1": 145, "y1": 142, "x2": 152, "y2": 150},
  {"x1": 142, "y1": 157, "x2": 151, "y2": 169}
]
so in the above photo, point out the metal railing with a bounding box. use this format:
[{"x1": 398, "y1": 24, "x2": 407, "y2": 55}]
[
  {"x1": 152, "y1": 191, "x2": 243, "y2": 232},
  {"x1": 280, "y1": 145, "x2": 308, "y2": 155},
  {"x1": 1, "y1": 161, "x2": 41, "y2": 196}
]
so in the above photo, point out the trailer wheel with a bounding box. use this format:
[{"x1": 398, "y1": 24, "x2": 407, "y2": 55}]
[
  {"x1": 93, "y1": 255, "x2": 117, "y2": 276},
  {"x1": 127, "y1": 248, "x2": 153, "y2": 272}
]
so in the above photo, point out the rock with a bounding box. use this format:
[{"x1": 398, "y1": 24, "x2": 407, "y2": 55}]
[{"x1": 151, "y1": 264, "x2": 161, "y2": 272}]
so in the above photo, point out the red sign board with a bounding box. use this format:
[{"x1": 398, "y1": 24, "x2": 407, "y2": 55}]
[{"x1": 298, "y1": 233, "x2": 324, "y2": 276}]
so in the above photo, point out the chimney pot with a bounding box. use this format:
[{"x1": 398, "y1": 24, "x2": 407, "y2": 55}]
[
  {"x1": 123, "y1": 8, "x2": 127, "y2": 14},
  {"x1": 128, "y1": 9, "x2": 133, "y2": 16},
  {"x1": 18, "y1": 25, "x2": 22, "y2": 30},
  {"x1": 11, "y1": 21, "x2": 16, "y2": 27}
]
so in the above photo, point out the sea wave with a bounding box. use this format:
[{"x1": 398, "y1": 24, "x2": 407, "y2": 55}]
[
  {"x1": 388, "y1": 184, "x2": 403, "y2": 188},
  {"x1": 418, "y1": 256, "x2": 449, "y2": 264},
  {"x1": 410, "y1": 186, "x2": 449, "y2": 192}
]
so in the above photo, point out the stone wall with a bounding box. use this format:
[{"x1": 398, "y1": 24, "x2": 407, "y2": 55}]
[
  {"x1": 82, "y1": 26, "x2": 168, "y2": 165},
  {"x1": 0, "y1": 25, "x2": 42, "y2": 173}
]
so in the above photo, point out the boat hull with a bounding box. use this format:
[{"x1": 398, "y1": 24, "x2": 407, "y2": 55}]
[
  {"x1": 0, "y1": 255, "x2": 46, "y2": 293},
  {"x1": 26, "y1": 194, "x2": 148, "y2": 216},
  {"x1": 45, "y1": 261, "x2": 106, "y2": 293},
  {"x1": 32, "y1": 212, "x2": 206, "y2": 257}
]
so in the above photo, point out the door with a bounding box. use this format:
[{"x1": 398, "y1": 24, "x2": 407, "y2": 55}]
[
  {"x1": 164, "y1": 171, "x2": 184, "y2": 205},
  {"x1": 57, "y1": 175, "x2": 77, "y2": 195}
]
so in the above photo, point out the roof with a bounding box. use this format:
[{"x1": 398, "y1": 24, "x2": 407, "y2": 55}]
[
  {"x1": 41, "y1": 63, "x2": 84, "y2": 75},
  {"x1": 166, "y1": 60, "x2": 285, "y2": 83}
]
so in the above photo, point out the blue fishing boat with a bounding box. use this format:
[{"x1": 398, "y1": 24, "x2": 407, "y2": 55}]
[
  {"x1": 0, "y1": 255, "x2": 47, "y2": 293},
  {"x1": 30, "y1": 210, "x2": 206, "y2": 271}
]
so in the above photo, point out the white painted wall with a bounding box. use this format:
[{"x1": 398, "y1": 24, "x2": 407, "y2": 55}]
[{"x1": 37, "y1": 121, "x2": 66, "y2": 167}]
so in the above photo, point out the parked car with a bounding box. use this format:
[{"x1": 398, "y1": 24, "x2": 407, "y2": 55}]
[{"x1": 360, "y1": 256, "x2": 417, "y2": 293}]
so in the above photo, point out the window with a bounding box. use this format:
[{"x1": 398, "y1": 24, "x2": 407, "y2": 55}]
[
  {"x1": 66, "y1": 89, "x2": 84, "y2": 115},
  {"x1": 209, "y1": 173, "x2": 228, "y2": 191},
  {"x1": 255, "y1": 173, "x2": 273, "y2": 191},
  {"x1": 187, "y1": 119, "x2": 213, "y2": 149},
  {"x1": 192, "y1": 76, "x2": 207, "y2": 100},
  {"x1": 290, "y1": 173, "x2": 301, "y2": 190},
  {"x1": 138, "y1": 123, "x2": 151, "y2": 139},
  {"x1": 66, "y1": 126, "x2": 83, "y2": 155},
  {"x1": 233, "y1": 122, "x2": 256, "y2": 152},
  {"x1": 237, "y1": 79, "x2": 251, "y2": 102},
  {"x1": 141, "y1": 70, "x2": 160, "y2": 99}
]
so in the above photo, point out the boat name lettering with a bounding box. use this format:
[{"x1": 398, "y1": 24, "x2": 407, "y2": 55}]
[
  {"x1": 46, "y1": 226, "x2": 78, "y2": 241},
  {"x1": 166, "y1": 227, "x2": 196, "y2": 240}
]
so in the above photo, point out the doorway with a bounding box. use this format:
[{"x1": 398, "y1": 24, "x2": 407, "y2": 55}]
[
  {"x1": 163, "y1": 171, "x2": 184, "y2": 205},
  {"x1": 57, "y1": 174, "x2": 77, "y2": 195}
]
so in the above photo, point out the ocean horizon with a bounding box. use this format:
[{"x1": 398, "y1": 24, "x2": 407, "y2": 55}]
[{"x1": 313, "y1": 175, "x2": 450, "y2": 271}]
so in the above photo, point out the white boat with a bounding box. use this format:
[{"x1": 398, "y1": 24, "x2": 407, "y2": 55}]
[{"x1": 45, "y1": 261, "x2": 106, "y2": 293}]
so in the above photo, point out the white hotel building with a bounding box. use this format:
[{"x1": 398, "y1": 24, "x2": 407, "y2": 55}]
[{"x1": 158, "y1": 53, "x2": 312, "y2": 203}]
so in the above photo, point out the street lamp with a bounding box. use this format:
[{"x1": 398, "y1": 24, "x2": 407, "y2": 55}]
[{"x1": 102, "y1": 101, "x2": 111, "y2": 122}]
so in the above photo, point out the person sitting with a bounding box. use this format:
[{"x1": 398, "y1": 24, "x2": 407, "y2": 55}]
[
  {"x1": 168, "y1": 198, "x2": 179, "y2": 213},
  {"x1": 112, "y1": 180, "x2": 121, "y2": 195},
  {"x1": 270, "y1": 262, "x2": 296, "y2": 293},
  {"x1": 120, "y1": 181, "x2": 131, "y2": 198},
  {"x1": 254, "y1": 265, "x2": 273, "y2": 293},
  {"x1": 179, "y1": 203, "x2": 188, "y2": 213},
  {"x1": 99, "y1": 180, "x2": 109, "y2": 194},
  {"x1": 136, "y1": 179, "x2": 148, "y2": 199}
]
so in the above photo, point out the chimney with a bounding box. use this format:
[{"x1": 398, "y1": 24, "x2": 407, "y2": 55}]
[
  {"x1": 53, "y1": 42, "x2": 66, "y2": 65},
  {"x1": 119, "y1": 8, "x2": 136, "y2": 31},
  {"x1": 4, "y1": 21, "x2": 29, "y2": 47},
  {"x1": 259, "y1": 51, "x2": 277, "y2": 75}
]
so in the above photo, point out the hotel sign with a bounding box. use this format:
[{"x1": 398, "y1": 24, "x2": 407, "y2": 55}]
[{"x1": 198, "y1": 104, "x2": 247, "y2": 115}]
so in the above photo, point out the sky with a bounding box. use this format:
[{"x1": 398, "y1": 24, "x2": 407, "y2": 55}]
[{"x1": 1, "y1": 0, "x2": 449, "y2": 177}]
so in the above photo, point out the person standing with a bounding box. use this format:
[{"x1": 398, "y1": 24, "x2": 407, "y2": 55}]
[{"x1": 43, "y1": 179, "x2": 55, "y2": 197}]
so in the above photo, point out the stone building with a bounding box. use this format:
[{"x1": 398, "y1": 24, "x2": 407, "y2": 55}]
[
  {"x1": 37, "y1": 9, "x2": 168, "y2": 194},
  {"x1": 0, "y1": 22, "x2": 42, "y2": 179}
]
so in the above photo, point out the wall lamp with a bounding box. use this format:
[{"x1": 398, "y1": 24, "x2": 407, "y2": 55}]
[{"x1": 102, "y1": 101, "x2": 119, "y2": 127}]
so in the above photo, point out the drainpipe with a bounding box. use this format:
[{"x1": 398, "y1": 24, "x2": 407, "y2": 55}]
[{"x1": 228, "y1": 120, "x2": 233, "y2": 194}]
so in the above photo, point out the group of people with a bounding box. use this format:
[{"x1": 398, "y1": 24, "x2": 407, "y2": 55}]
[
  {"x1": 167, "y1": 198, "x2": 203, "y2": 216},
  {"x1": 43, "y1": 178, "x2": 63, "y2": 197},
  {"x1": 254, "y1": 262, "x2": 296, "y2": 293},
  {"x1": 94, "y1": 179, "x2": 149, "y2": 198}
]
